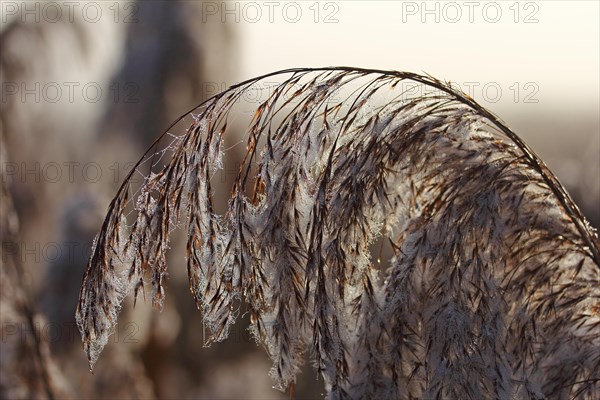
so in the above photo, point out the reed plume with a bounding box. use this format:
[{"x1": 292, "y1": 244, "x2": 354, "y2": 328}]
[{"x1": 76, "y1": 67, "x2": 600, "y2": 399}]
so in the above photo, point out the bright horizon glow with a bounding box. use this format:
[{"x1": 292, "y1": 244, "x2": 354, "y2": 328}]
[{"x1": 235, "y1": 1, "x2": 599, "y2": 113}]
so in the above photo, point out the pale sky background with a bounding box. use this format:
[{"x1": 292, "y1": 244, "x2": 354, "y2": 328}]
[{"x1": 231, "y1": 0, "x2": 599, "y2": 114}]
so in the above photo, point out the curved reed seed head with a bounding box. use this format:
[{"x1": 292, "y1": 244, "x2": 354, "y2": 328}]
[{"x1": 76, "y1": 67, "x2": 600, "y2": 399}]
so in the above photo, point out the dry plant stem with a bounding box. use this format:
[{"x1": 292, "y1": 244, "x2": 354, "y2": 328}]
[
  {"x1": 12, "y1": 253, "x2": 55, "y2": 400},
  {"x1": 76, "y1": 67, "x2": 600, "y2": 399},
  {"x1": 1, "y1": 146, "x2": 56, "y2": 400}
]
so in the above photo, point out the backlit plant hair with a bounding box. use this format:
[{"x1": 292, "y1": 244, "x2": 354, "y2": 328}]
[{"x1": 77, "y1": 67, "x2": 600, "y2": 399}]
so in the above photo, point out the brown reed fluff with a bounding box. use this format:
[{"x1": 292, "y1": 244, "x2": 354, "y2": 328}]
[{"x1": 76, "y1": 67, "x2": 600, "y2": 399}]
